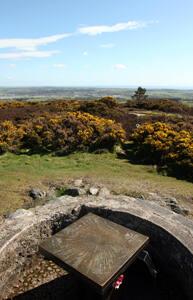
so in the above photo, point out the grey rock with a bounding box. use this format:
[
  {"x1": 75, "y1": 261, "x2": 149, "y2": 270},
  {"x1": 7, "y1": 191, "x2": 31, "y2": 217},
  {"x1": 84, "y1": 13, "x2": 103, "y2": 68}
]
[
  {"x1": 165, "y1": 197, "x2": 179, "y2": 206},
  {"x1": 8, "y1": 209, "x2": 34, "y2": 220},
  {"x1": 78, "y1": 188, "x2": 87, "y2": 196},
  {"x1": 148, "y1": 194, "x2": 182, "y2": 211},
  {"x1": 29, "y1": 188, "x2": 46, "y2": 200},
  {"x1": 170, "y1": 204, "x2": 189, "y2": 216},
  {"x1": 89, "y1": 187, "x2": 99, "y2": 196},
  {"x1": 98, "y1": 187, "x2": 110, "y2": 197},
  {"x1": 164, "y1": 197, "x2": 189, "y2": 216},
  {"x1": 73, "y1": 179, "x2": 83, "y2": 187}
]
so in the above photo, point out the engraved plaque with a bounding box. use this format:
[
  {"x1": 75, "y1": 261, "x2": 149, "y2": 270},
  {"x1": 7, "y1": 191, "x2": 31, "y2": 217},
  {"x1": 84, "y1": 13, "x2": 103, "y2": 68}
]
[{"x1": 40, "y1": 213, "x2": 149, "y2": 294}]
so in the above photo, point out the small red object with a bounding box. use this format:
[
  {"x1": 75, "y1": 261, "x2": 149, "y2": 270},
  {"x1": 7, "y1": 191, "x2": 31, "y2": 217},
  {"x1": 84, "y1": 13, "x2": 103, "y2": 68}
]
[{"x1": 113, "y1": 274, "x2": 125, "y2": 289}]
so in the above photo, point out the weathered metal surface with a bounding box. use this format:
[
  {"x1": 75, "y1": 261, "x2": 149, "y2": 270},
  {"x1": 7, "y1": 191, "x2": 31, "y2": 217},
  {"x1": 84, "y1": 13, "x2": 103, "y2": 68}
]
[{"x1": 39, "y1": 213, "x2": 149, "y2": 293}]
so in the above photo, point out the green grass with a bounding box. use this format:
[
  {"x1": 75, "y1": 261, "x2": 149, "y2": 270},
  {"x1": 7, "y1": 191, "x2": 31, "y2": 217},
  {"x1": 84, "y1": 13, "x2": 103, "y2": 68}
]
[{"x1": 0, "y1": 152, "x2": 193, "y2": 216}]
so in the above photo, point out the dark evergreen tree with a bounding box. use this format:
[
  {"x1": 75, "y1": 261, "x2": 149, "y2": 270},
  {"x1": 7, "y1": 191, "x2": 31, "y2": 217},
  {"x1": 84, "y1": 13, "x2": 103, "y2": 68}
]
[{"x1": 132, "y1": 87, "x2": 148, "y2": 101}]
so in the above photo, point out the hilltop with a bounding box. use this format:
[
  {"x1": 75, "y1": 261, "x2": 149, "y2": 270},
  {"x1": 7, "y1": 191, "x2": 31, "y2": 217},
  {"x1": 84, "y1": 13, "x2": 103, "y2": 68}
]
[{"x1": 0, "y1": 96, "x2": 192, "y2": 218}]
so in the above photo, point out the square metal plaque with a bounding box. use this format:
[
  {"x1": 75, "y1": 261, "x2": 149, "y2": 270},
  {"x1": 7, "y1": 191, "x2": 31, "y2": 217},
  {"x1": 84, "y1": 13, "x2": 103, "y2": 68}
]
[{"x1": 39, "y1": 213, "x2": 149, "y2": 294}]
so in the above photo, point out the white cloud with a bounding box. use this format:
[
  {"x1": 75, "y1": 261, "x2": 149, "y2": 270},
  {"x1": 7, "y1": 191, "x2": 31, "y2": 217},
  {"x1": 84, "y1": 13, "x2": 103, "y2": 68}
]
[
  {"x1": 53, "y1": 63, "x2": 66, "y2": 68},
  {"x1": 100, "y1": 43, "x2": 115, "y2": 48},
  {"x1": 0, "y1": 20, "x2": 155, "y2": 61},
  {"x1": 114, "y1": 64, "x2": 127, "y2": 70},
  {"x1": 78, "y1": 21, "x2": 147, "y2": 35},
  {"x1": 9, "y1": 63, "x2": 16, "y2": 68},
  {"x1": 0, "y1": 33, "x2": 71, "y2": 50},
  {"x1": 0, "y1": 50, "x2": 59, "y2": 59},
  {"x1": 7, "y1": 76, "x2": 14, "y2": 80},
  {"x1": 0, "y1": 33, "x2": 69, "y2": 60}
]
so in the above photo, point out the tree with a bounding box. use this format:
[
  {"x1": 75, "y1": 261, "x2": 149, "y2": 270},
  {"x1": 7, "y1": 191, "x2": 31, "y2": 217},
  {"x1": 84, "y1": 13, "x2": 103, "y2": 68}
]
[{"x1": 132, "y1": 87, "x2": 148, "y2": 101}]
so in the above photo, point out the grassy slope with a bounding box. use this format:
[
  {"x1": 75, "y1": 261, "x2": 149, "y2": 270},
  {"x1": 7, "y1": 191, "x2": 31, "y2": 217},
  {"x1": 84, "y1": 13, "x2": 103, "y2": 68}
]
[{"x1": 0, "y1": 152, "x2": 193, "y2": 216}]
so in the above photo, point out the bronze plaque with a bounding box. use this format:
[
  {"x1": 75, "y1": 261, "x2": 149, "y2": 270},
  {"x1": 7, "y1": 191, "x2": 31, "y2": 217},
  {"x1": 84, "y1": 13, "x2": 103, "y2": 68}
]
[{"x1": 39, "y1": 213, "x2": 149, "y2": 294}]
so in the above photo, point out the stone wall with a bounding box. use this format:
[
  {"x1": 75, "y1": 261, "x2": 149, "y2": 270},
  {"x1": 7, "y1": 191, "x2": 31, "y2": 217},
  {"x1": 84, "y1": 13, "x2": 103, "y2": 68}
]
[{"x1": 0, "y1": 195, "x2": 193, "y2": 299}]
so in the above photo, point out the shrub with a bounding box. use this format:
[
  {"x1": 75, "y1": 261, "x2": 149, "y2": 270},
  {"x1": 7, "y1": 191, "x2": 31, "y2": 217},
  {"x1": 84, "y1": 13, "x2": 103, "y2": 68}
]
[
  {"x1": 79, "y1": 99, "x2": 138, "y2": 139},
  {"x1": 98, "y1": 96, "x2": 118, "y2": 108},
  {"x1": 0, "y1": 120, "x2": 24, "y2": 154},
  {"x1": 1, "y1": 99, "x2": 192, "y2": 144},
  {"x1": 127, "y1": 98, "x2": 193, "y2": 115},
  {"x1": 128, "y1": 122, "x2": 193, "y2": 181},
  {"x1": 21, "y1": 112, "x2": 125, "y2": 154}
]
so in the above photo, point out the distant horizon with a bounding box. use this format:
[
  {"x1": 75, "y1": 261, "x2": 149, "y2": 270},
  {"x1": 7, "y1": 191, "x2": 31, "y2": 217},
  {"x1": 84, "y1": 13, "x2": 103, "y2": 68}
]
[{"x1": 1, "y1": 85, "x2": 193, "y2": 90}]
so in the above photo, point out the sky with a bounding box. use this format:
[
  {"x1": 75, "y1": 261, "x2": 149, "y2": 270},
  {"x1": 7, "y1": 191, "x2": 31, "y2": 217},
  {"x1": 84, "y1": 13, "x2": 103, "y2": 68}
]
[{"x1": 0, "y1": 0, "x2": 193, "y2": 88}]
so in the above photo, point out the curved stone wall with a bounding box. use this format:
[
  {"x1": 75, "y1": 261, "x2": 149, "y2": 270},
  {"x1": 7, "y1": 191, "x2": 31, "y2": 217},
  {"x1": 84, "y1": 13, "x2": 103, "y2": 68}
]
[{"x1": 0, "y1": 195, "x2": 192, "y2": 299}]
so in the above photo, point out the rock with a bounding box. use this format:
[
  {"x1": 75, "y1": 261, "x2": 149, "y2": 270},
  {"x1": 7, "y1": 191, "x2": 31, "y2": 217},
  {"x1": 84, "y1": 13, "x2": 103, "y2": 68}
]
[
  {"x1": 147, "y1": 194, "x2": 180, "y2": 209},
  {"x1": 63, "y1": 188, "x2": 80, "y2": 197},
  {"x1": 170, "y1": 204, "x2": 189, "y2": 216},
  {"x1": 73, "y1": 179, "x2": 83, "y2": 187},
  {"x1": 45, "y1": 188, "x2": 56, "y2": 199},
  {"x1": 165, "y1": 198, "x2": 189, "y2": 216},
  {"x1": 165, "y1": 197, "x2": 179, "y2": 206},
  {"x1": 148, "y1": 195, "x2": 188, "y2": 216},
  {"x1": 0, "y1": 215, "x2": 5, "y2": 225},
  {"x1": 29, "y1": 188, "x2": 46, "y2": 200},
  {"x1": 62, "y1": 187, "x2": 87, "y2": 197},
  {"x1": 79, "y1": 188, "x2": 87, "y2": 196},
  {"x1": 98, "y1": 187, "x2": 110, "y2": 197},
  {"x1": 137, "y1": 195, "x2": 145, "y2": 201},
  {"x1": 89, "y1": 187, "x2": 99, "y2": 196},
  {"x1": 8, "y1": 209, "x2": 34, "y2": 220}
]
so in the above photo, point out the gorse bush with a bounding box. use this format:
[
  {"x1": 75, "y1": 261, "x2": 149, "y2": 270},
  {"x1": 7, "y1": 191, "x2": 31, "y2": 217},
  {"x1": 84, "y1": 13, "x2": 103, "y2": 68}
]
[
  {"x1": 0, "y1": 112, "x2": 125, "y2": 155},
  {"x1": 98, "y1": 96, "x2": 118, "y2": 108},
  {"x1": 0, "y1": 101, "x2": 27, "y2": 110},
  {"x1": 0, "y1": 100, "x2": 80, "y2": 123},
  {"x1": 79, "y1": 98, "x2": 139, "y2": 139},
  {"x1": 23, "y1": 112, "x2": 126, "y2": 154},
  {"x1": 0, "y1": 99, "x2": 193, "y2": 181},
  {"x1": 127, "y1": 98, "x2": 193, "y2": 115},
  {"x1": 1, "y1": 99, "x2": 192, "y2": 140},
  {"x1": 0, "y1": 120, "x2": 24, "y2": 154},
  {"x1": 129, "y1": 122, "x2": 193, "y2": 181}
]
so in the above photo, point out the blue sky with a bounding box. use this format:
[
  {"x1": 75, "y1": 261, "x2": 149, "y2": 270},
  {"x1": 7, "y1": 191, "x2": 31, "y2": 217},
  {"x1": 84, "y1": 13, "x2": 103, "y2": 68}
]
[{"x1": 0, "y1": 0, "x2": 193, "y2": 87}]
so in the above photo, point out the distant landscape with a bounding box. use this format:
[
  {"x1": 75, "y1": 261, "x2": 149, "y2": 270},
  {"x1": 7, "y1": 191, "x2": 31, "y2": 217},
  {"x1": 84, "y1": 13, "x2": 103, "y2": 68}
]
[
  {"x1": 0, "y1": 87, "x2": 193, "y2": 104},
  {"x1": 0, "y1": 93, "x2": 193, "y2": 217}
]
